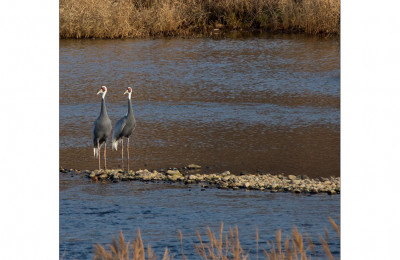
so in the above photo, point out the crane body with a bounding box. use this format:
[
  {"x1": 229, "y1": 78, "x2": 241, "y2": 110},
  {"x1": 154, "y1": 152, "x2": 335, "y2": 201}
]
[{"x1": 92, "y1": 86, "x2": 112, "y2": 170}]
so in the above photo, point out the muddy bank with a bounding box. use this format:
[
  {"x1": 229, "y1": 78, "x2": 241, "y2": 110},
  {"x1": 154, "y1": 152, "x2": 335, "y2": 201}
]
[{"x1": 60, "y1": 165, "x2": 340, "y2": 194}]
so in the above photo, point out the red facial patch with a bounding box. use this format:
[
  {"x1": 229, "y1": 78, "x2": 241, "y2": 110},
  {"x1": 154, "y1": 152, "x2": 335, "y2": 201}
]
[
  {"x1": 102, "y1": 86, "x2": 106, "y2": 91},
  {"x1": 127, "y1": 87, "x2": 132, "y2": 92}
]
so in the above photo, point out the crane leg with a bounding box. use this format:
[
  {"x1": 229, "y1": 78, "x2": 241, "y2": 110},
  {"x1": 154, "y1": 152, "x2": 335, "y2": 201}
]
[
  {"x1": 104, "y1": 143, "x2": 107, "y2": 170},
  {"x1": 121, "y1": 139, "x2": 124, "y2": 171},
  {"x1": 127, "y1": 137, "x2": 130, "y2": 172},
  {"x1": 98, "y1": 140, "x2": 101, "y2": 171}
]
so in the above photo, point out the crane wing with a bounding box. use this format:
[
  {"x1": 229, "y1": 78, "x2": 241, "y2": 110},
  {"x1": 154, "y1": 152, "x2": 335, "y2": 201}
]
[{"x1": 112, "y1": 116, "x2": 127, "y2": 150}]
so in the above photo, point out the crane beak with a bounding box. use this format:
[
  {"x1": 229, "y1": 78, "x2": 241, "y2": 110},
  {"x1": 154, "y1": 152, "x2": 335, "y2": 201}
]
[
  {"x1": 97, "y1": 89, "x2": 103, "y2": 95},
  {"x1": 123, "y1": 90, "x2": 129, "y2": 95}
]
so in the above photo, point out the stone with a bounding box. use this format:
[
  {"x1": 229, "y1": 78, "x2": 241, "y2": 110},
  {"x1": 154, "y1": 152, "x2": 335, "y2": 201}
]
[
  {"x1": 168, "y1": 174, "x2": 183, "y2": 182},
  {"x1": 89, "y1": 172, "x2": 96, "y2": 178},
  {"x1": 222, "y1": 176, "x2": 231, "y2": 182},
  {"x1": 99, "y1": 173, "x2": 108, "y2": 179},
  {"x1": 218, "y1": 183, "x2": 229, "y2": 189},
  {"x1": 166, "y1": 169, "x2": 181, "y2": 175},
  {"x1": 328, "y1": 190, "x2": 337, "y2": 195},
  {"x1": 188, "y1": 175, "x2": 197, "y2": 180},
  {"x1": 221, "y1": 171, "x2": 231, "y2": 176},
  {"x1": 288, "y1": 175, "x2": 296, "y2": 180},
  {"x1": 187, "y1": 164, "x2": 201, "y2": 169},
  {"x1": 292, "y1": 180, "x2": 301, "y2": 185}
]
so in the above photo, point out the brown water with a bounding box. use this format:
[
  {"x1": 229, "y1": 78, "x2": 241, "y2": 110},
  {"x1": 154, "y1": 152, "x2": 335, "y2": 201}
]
[{"x1": 60, "y1": 33, "x2": 340, "y2": 178}]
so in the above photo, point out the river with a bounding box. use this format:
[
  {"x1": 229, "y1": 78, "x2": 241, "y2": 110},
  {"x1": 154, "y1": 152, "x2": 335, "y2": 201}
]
[
  {"x1": 60, "y1": 173, "x2": 340, "y2": 259},
  {"x1": 60, "y1": 33, "x2": 340, "y2": 178},
  {"x1": 60, "y1": 33, "x2": 340, "y2": 259}
]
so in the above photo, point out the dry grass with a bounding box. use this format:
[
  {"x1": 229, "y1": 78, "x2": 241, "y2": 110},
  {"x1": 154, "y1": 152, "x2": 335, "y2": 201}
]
[
  {"x1": 59, "y1": 0, "x2": 340, "y2": 39},
  {"x1": 93, "y1": 218, "x2": 340, "y2": 260}
]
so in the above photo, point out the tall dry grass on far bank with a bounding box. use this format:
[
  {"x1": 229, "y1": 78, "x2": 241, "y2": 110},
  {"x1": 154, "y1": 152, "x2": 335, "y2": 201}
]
[{"x1": 60, "y1": 0, "x2": 340, "y2": 39}]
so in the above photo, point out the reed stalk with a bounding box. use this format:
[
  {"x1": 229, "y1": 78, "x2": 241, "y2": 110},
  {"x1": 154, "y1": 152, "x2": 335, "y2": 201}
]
[
  {"x1": 60, "y1": 0, "x2": 340, "y2": 39},
  {"x1": 93, "y1": 218, "x2": 340, "y2": 260}
]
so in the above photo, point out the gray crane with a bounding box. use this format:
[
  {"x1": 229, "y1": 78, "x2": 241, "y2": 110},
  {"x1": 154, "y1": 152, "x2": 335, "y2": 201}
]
[
  {"x1": 92, "y1": 86, "x2": 113, "y2": 170},
  {"x1": 112, "y1": 87, "x2": 136, "y2": 171}
]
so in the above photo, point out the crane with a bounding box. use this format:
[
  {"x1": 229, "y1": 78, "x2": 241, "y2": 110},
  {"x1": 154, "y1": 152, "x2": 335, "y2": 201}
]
[
  {"x1": 112, "y1": 87, "x2": 136, "y2": 171},
  {"x1": 92, "y1": 86, "x2": 112, "y2": 170}
]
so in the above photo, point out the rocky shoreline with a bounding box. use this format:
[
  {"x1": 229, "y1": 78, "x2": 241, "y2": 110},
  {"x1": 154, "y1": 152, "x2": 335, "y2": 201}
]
[{"x1": 60, "y1": 165, "x2": 340, "y2": 195}]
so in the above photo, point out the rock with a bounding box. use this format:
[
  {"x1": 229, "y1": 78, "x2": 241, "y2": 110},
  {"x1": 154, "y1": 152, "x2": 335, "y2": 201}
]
[
  {"x1": 188, "y1": 175, "x2": 197, "y2": 180},
  {"x1": 221, "y1": 171, "x2": 231, "y2": 176},
  {"x1": 218, "y1": 183, "x2": 229, "y2": 189},
  {"x1": 222, "y1": 176, "x2": 231, "y2": 182},
  {"x1": 288, "y1": 175, "x2": 296, "y2": 180},
  {"x1": 166, "y1": 169, "x2": 181, "y2": 175},
  {"x1": 168, "y1": 174, "x2": 183, "y2": 182},
  {"x1": 244, "y1": 182, "x2": 250, "y2": 188},
  {"x1": 292, "y1": 180, "x2": 301, "y2": 185},
  {"x1": 196, "y1": 175, "x2": 205, "y2": 181},
  {"x1": 328, "y1": 190, "x2": 337, "y2": 195},
  {"x1": 111, "y1": 173, "x2": 121, "y2": 180},
  {"x1": 99, "y1": 173, "x2": 108, "y2": 179},
  {"x1": 187, "y1": 164, "x2": 201, "y2": 169},
  {"x1": 89, "y1": 172, "x2": 96, "y2": 178}
]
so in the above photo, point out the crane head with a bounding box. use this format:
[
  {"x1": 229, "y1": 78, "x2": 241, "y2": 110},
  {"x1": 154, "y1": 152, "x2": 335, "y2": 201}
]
[
  {"x1": 123, "y1": 87, "x2": 132, "y2": 95},
  {"x1": 97, "y1": 86, "x2": 107, "y2": 95}
]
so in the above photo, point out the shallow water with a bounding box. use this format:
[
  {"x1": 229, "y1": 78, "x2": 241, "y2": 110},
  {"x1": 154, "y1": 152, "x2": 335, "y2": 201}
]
[
  {"x1": 60, "y1": 33, "x2": 339, "y2": 177},
  {"x1": 60, "y1": 174, "x2": 340, "y2": 259}
]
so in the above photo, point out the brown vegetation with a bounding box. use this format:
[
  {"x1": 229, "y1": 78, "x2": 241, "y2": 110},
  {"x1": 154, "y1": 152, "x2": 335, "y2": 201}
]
[
  {"x1": 93, "y1": 217, "x2": 340, "y2": 259},
  {"x1": 59, "y1": 0, "x2": 340, "y2": 39}
]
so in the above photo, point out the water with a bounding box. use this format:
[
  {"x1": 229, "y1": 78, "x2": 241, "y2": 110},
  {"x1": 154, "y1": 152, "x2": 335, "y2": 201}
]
[
  {"x1": 60, "y1": 33, "x2": 340, "y2": 177},
  {"x1": 60, "y1": 174, "x2": 340, "y2": 259},
  {"x1": 59, "y1": 34, "x2": 340, "y2": 259}
]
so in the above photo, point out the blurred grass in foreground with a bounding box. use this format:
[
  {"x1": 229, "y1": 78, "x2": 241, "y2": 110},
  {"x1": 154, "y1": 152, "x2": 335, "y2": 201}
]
[{"x1": 92, "y1": 217, "x2": 340, "y2": 260}]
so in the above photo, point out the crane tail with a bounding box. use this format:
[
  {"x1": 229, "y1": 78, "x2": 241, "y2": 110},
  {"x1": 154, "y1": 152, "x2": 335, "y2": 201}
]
[{"x1": 112, "y1": 138, "x2": 119, "y2": 151}]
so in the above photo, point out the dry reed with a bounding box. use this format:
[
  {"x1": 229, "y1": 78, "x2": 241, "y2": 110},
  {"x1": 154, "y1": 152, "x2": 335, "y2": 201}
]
[
  {"x1": 59, "y1": 0, "x2": 340, "y2": 39},
  {"x1": 93, "y1": 218, "x2": 340, "y2": 260}
]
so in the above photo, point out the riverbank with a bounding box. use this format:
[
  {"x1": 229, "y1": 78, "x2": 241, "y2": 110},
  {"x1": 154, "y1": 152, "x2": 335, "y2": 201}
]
[
  {"x1": 60, "y1": 0, "x2": 340, "y2": 39},
  {"x1": 60, "y1": 165, "x2": 340, "y2": 194}
]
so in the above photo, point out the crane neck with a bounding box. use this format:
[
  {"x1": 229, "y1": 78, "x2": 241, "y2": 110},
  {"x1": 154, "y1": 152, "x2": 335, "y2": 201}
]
[
  {"x1": 101, "y1": 90, "x2": 107, "y2": 99},
  {"x1": 100, "y1": 96, "x2": 109, "y2": 117},
  {"x1": 127, "y1": 95, "x2": 133, "y2": 115}
]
